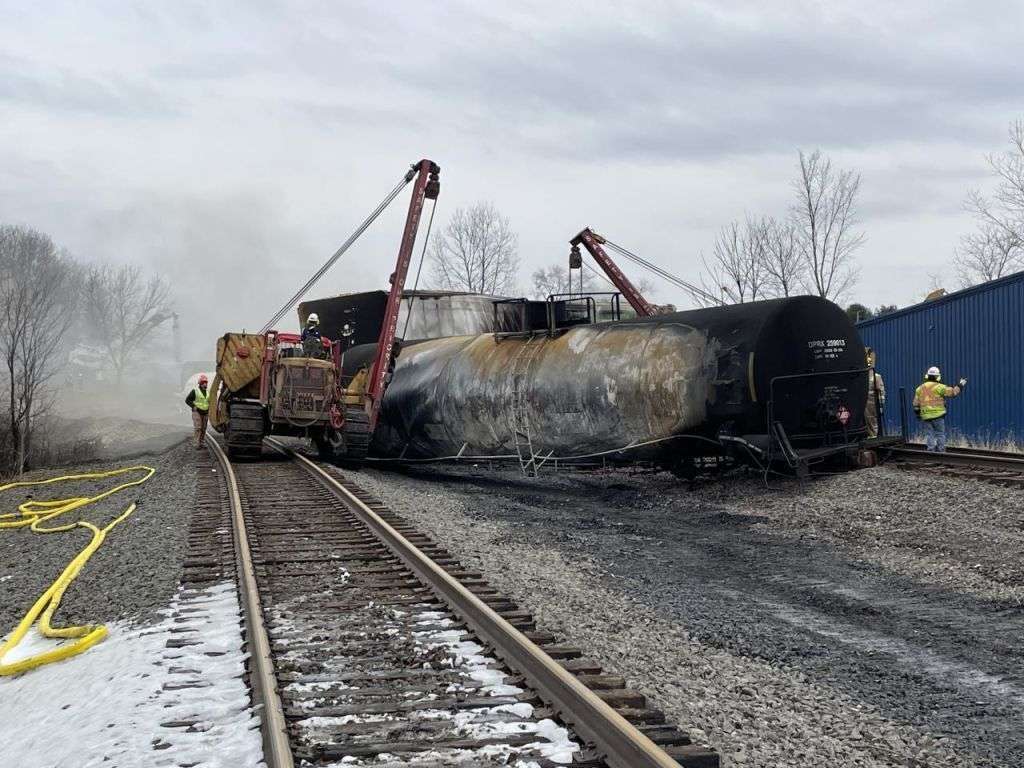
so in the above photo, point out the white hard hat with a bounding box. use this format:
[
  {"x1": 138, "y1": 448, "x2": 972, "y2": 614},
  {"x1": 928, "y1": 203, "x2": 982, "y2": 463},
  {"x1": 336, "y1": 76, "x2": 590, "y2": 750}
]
[
  {"x1": 927, "y1": 366, "x2": 940, "y2": 377},
  {"x1": 308, "y1": 313, "x2": 319, "y2": 324}
]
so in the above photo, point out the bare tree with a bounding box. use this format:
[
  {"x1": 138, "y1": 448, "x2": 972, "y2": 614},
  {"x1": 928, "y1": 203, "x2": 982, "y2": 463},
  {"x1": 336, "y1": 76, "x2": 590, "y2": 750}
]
[
  {"x1": 694, "y1": 218, "x2": 768, "y2": 304},
  {"x1": 760, "y1": 216, "x2": 805, "y2": 297},
  {"x1": 954, "y1": 225, "x2": 1021, "y2": 286},
  {"x1": 428, "y1": 202, "x2": 519, "y2": 295},
  {"x1": 0, "y1": 225, "x2": 78, "y2": 474},
  {"x1": 959, "y1": 120, "x2": 1024, "y2": 285},
  {"x1": 791, "y1": 149, "x2": 864, "y2": 302},
  {"x1": 530, "y1": 264, "x2": 598, "y2": 299},
  {"x1": 83, "y1": 264, "x2": 173, "y2": 383}
]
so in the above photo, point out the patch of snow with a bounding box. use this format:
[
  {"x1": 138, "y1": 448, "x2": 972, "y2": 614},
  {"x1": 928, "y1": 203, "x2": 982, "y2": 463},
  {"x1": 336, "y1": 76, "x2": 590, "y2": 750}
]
[
  {"x1": 409, "y1": 614, "x2": 581, "y2": 765},
  {"x1": 0, "y1": 582, "x2": 264, "y2": 768}
]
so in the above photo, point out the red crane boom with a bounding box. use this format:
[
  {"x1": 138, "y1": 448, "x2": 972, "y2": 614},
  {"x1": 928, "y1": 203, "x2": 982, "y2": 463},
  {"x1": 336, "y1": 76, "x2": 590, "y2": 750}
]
[
  {"x1": 365, "y1": 159, "x2": 440, "y2": 429},
  {"x1": 569, "y1": 228, "x2": 655, "y2": 317}
]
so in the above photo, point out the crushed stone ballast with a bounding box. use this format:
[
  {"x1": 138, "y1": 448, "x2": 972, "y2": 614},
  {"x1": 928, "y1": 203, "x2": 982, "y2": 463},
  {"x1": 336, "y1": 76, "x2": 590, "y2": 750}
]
[{"x1": 205, "y1": 436, "x2": 718, "y2": 767}]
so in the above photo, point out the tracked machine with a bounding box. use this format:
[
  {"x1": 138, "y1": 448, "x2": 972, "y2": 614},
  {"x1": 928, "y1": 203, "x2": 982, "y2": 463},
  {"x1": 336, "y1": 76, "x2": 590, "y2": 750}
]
[{"x1": 208, "y1": 159, "x2": 440, "y2": 459}]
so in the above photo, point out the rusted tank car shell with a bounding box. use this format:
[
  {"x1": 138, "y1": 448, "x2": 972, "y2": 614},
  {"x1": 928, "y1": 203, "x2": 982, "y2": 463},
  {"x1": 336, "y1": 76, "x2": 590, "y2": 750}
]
[
  {"x1": 371, "y1": 322, "x2": 714, "y2": 458},
  {"x1": 342, "y1": 295, "x2": 866, "y2": 462}
]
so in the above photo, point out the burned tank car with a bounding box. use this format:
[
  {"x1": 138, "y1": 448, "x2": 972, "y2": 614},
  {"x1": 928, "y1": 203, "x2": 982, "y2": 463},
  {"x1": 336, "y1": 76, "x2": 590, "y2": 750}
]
[{"x1": 341, "y1": 296, "x2": 867, "y2": 464}]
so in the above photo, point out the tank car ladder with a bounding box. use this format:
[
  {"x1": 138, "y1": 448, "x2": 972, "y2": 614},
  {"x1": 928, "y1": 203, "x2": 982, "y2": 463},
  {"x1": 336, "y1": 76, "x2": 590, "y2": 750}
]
[{"x1": 509, "y1": 337, "x2": 544, "y2": 476}]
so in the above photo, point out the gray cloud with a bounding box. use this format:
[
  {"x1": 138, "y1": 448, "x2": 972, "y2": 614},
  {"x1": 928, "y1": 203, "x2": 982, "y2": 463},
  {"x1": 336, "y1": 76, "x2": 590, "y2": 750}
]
[
  {"x1": 382, "y1": 5, "x2": 1021, "y2": 162},
  {"x1": 0, "y1": 54, "x2": 177, "y2": 117},
  {"x1": 0, "y1": 0, "x2": 1017, "y2": 321}
]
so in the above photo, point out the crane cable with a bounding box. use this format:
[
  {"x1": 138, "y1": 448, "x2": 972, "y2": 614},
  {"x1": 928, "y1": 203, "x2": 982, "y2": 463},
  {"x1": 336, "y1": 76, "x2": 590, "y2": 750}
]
[
  {"x1": 581, "y1": 261, "x2": 617, "y2": 290},
  {"x1": 260, "y1": 168, "x2": 418, "y2": 334},
  {"x1": 0, "y1": 465, "x2": 155, "y2": 676},
  {"x1": 602, "y1": 238, "x2": 724, "y2": 306},
  {"x1": 401, "y1": 197, "x2": 440, "y2": 340}
]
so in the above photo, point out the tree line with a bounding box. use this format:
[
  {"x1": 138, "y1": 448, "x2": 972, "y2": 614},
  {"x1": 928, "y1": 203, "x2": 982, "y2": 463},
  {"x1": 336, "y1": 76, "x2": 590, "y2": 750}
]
[
  {"x1": 0, "y1": 224, "x2": 172, "y2": 475},
  {"x1": 692, "y1": 150, "x2": 865, "y2": 306},
  {"x1": 423, "y1": 149, "x2": 870, "y2": 308}
]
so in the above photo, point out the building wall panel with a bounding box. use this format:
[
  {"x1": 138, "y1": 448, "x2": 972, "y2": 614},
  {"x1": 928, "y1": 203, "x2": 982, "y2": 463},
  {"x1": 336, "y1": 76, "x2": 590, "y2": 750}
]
[{"x1": 857, "y1": 272, "x2": 1024, "y2": 443}]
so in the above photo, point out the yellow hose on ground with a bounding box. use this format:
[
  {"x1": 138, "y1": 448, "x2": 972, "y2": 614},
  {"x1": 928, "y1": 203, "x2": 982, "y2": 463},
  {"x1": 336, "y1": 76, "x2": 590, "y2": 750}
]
[{"x1": 0, "y1": 465, "x2": 155, "y2": 676}]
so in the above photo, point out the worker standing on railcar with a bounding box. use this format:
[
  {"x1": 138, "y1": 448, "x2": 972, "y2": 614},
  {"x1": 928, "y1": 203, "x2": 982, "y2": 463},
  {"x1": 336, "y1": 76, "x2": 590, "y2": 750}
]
[
  {"x1": 865, "y1": 347, "x2": 885, "y2": 438},
  {"x1": 301, "y1": 313, "x2": 323, "y2": 357},
  {"x1": 185, "y1": 374, "x2": 210, "y2": 449},
  {"x1": 913, "y1": 366, "x2": 967, "y2": 452}
]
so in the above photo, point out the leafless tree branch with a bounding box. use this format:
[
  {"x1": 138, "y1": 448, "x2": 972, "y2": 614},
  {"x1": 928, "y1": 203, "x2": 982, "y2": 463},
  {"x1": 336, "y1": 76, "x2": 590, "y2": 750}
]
[
  {"x1": 954, "y1": 224, "x2": 1022, "y2": 286},
  {"x1": 790, "y1": 149, "x2": 864, "y2": 302},
  {"x1": 760, "y1": 216, "x2": 805, "y2": 297},
  {"x1": 82, "y1": 263, "x2": 173, "y2": 383},
  {"x1": 428, "y1": 202, "x2": 520, "y2": 295},
  {"x1": 530, "y1": 264, "x2": 597, "y2": 299},
  {"x1": 693, "y1": 217, "x2": 770, "y2": 304},
  {"x1": 0, "y1": 225, "x2": 78, "y2": 473},
  {"x1": 960, "y1": 119, "x2": 1024, "y2": 285}
]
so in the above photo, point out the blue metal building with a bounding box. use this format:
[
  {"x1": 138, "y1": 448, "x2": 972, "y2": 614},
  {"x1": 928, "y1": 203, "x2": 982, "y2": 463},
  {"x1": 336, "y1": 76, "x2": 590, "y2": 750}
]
[{"x1": 857, "y1": 271, "x2": 1024, "y2": 443}]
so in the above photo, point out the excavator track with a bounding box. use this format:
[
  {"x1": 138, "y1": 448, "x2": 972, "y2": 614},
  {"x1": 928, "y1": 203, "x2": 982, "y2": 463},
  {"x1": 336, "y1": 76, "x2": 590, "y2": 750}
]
[
  {"x1": 339, "y1": 406, "x2": 371, "y2": 461},
  {"x1": 226, "y1": 400, "x2": 265, "y2": 459}
]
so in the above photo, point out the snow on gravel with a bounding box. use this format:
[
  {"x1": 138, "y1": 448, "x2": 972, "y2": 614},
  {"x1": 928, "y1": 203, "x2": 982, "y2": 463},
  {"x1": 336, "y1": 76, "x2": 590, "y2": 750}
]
[
  {"x1": 279, "y1": 594, "x2": 579, "y2": 766},
  {"x1": 0, "y1": 582, "x2": 263, "y2": 768},
  {"x1": 410, "y1": 610, "x2": 578, "y2": 764}
]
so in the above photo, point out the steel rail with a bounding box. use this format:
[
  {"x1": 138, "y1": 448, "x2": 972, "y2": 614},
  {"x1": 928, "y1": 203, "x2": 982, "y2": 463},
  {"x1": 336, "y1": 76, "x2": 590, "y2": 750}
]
[
  {"x1": 266, "y1": 438, "x2": 682, "y2": 768},
  {"x1": 207, "y1": 437, "x2": 295, "y2": 768},
  {"x1": 888, "y1": 445, "x2": 1024, "y2": 470}
]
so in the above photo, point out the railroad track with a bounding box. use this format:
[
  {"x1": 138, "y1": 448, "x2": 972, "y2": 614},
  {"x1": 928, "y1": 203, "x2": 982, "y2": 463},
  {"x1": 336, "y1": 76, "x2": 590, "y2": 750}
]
[
  {"x1": 204, "y1": 437, "x2": 718, "y2": 768},
  {"x1": 886, "y1": 444, "x2": 1024, "y2": 488}
]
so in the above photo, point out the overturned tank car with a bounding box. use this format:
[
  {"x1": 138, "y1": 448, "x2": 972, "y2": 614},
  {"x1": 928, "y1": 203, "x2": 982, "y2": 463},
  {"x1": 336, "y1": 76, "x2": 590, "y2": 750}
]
[{"x1": 328, "y1": 292, "x2": 868, "y2": 474}]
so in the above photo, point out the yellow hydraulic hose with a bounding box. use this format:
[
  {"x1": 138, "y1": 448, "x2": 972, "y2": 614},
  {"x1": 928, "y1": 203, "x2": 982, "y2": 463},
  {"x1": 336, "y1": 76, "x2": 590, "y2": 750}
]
[{"x1": 0, "y1": 465, "x2": 155, "y2": 675}]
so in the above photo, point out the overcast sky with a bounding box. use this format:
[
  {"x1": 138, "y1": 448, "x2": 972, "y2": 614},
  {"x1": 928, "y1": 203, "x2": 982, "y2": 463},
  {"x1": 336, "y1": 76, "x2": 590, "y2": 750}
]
[{"x1": 1, "y1": 1, "x2": 1020, "y2": 357}]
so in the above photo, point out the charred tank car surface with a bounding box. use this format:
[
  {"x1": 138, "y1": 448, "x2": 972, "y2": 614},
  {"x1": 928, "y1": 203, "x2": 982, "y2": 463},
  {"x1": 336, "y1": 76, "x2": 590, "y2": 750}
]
[{"x1": 334, "y1": 294, "x2": 867, "y2": 471}]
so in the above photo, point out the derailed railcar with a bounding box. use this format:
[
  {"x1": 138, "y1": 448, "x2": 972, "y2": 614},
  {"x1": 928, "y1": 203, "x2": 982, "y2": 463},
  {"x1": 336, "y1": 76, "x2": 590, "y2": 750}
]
[{"x1": 337, "y1": 295, "x2": 868, "y2": 472}]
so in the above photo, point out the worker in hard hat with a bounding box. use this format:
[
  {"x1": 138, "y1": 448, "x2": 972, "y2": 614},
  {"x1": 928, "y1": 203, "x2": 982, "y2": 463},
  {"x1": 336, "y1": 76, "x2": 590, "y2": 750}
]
[
  {"x1": 912, "y1": 366, "x2": 967, "y2": 452},
  {"x1": 864, "y1": 346, "x2": 885, "y2": 438},
  {"x1": 185, "y1": 374, "x2": 210, "y2": 449},
  {"x1": 301, "y1": 313, "x2": 323, "y2": 357}
]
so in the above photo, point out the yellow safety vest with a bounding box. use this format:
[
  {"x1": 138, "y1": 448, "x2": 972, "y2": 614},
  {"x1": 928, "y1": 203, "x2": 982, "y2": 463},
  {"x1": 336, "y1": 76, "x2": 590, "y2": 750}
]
[
  {"x1": 913, "y1": 380, "x2": 948, "y2": 420},
  {"x1": 192, "y1": 386, "x2": 209, "y2": 412}
]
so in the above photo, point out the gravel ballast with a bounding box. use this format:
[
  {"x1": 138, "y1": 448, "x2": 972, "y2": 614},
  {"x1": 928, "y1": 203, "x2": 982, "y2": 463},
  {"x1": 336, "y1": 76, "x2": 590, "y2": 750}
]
[
  {"x1": 0, "y1": 441, "x2": 199, "y2": 633},
  {"x1": 345, "y1": 462, "x2": 1024, "y2": 767}
]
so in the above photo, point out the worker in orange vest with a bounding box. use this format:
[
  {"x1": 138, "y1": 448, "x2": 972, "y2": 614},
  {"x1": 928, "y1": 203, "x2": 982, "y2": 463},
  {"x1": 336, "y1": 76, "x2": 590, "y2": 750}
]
[{"x1": 912, "y1": 366, "x2": 967, "y2": 452}]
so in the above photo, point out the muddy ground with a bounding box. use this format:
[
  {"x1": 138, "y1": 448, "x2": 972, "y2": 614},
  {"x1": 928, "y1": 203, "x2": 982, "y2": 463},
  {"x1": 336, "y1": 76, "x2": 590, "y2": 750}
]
[{"x1": 349, "y1": 461, "x2": 1024, "y2": 767}]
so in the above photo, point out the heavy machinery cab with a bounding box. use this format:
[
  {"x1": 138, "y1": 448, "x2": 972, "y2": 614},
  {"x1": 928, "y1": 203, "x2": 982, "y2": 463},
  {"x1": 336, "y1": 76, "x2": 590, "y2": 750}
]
[{"x1": 263, "y1": 333, "x2": 340, "y2": 429}]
